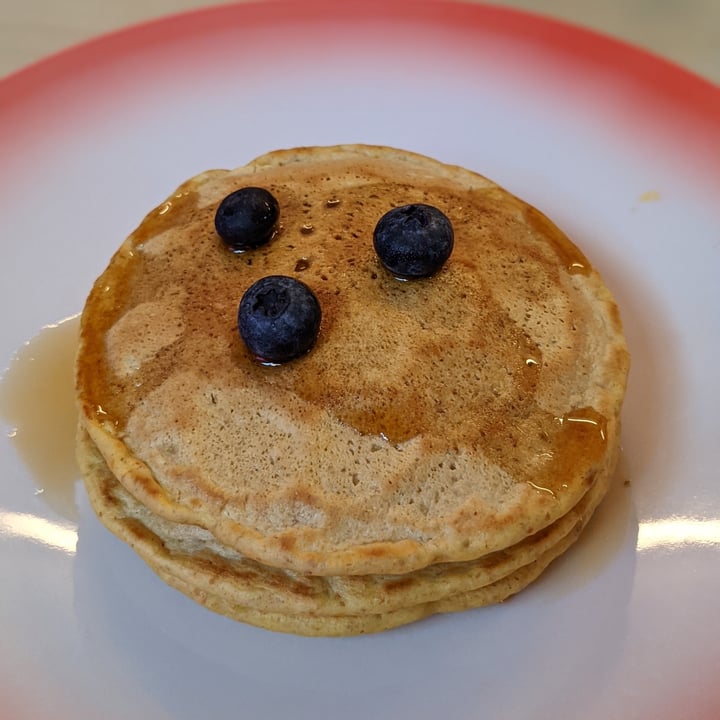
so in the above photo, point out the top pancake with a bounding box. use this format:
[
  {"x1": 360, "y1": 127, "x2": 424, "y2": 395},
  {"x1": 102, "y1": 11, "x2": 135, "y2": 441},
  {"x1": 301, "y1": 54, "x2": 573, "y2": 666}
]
[{"x1": 76, "y1": 144, "x2": 629, "y2": 575}]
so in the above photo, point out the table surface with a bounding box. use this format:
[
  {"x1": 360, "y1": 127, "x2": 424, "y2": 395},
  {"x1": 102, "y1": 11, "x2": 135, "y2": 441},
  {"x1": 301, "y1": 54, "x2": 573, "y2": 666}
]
[{"x1": 1, "y1": 0, "x2": 719, "y2": 84}]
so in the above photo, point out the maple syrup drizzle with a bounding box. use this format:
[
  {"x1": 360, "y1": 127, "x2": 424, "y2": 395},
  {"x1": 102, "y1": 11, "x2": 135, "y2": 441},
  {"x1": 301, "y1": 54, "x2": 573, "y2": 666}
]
[
  {"x1": 0, "y1": 315, "x2": 81, "y2": 521},
  {"x1": 524, "y1": 206, "x2": 591, "y2": 276},
  {"x1": 133, "y1": 188, "x2": 199, "y2": 244},
  {"x1": 540, "y1": 406, "x2": 608, "y2": 494},
  {"x1": 527, "y1": 481, "x2": 556, "y2": 497},
  {"x1": 556, "y1": 408, "x2": 608, "y2": 442}
]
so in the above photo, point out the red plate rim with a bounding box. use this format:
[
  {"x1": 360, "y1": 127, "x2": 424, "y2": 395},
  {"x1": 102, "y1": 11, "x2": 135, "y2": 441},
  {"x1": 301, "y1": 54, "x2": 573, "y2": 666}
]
[
  {"x1": 1, "y1": 0, "x2": 718, "y2": 194},
  {"x1": 2, "y1": 0, "x2": 718, "y2": 119}
]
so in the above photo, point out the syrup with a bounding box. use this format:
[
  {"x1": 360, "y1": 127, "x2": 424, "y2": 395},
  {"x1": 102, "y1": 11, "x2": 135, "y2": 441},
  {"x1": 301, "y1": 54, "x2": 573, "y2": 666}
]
[
  {"x1": 538, "y1": 406, "x2": 608, "y2": 495},
  {"x1": 133, "y1": 189, "x2": 199, "y2": 244},
  {"x1": 556, "y1": 407, "x2": 607, "y2": 442},
  {"x1": 524, "y1": 206, "x2": 591, "y2": 275},
  {"x1": 0, "y1": 315, "x2": 81, "y2": 521}
]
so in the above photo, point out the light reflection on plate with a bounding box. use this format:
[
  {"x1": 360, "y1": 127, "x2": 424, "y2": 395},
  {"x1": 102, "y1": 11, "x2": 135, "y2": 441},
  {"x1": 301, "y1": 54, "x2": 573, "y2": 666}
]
[
  {"x1": 637, "y1": 517, "x2": 720, "y2": 551},
  {"x1": 0, "y1": 510, "x2": 77, "y2": 554}
]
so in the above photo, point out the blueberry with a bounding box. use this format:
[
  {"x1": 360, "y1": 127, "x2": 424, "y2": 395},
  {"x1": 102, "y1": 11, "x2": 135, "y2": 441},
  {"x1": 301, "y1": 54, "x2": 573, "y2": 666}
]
[
  {"x1": 238, "y1": 276, "x2": 321, "y2": 364},
  {"x1": 373, "y1": 203, "x2": 454, "y2": 279},
  {"x1": 215, "y1": 187, "x2": 279, "y2": 252}
]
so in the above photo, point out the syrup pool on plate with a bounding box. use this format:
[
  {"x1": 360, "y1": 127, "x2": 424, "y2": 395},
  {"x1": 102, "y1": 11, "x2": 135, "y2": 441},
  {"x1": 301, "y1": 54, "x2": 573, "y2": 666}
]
[{"x1": 0, "y1": 314, "x2": 81, "y2": 521}]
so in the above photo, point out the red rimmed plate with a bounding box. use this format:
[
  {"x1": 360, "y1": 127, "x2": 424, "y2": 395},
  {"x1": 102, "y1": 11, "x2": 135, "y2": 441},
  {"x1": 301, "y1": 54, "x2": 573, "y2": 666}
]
[{"x1": 1, "y1": 2, "x2": 718, "y2": 718}]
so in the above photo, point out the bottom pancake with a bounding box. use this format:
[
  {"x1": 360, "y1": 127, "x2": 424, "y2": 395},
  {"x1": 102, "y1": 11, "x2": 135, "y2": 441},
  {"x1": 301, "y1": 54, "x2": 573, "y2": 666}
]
[
  {"x1": 78, "y1": 424, "x2": 611, "y2": 633},
  {"x1": 153, "y1": 525, "x2": 583, "y2": 636}
]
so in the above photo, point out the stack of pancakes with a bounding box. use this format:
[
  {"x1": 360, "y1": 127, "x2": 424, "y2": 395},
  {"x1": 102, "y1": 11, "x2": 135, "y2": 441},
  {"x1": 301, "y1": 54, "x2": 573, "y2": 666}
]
[{"x1": 75, "y1": 145, "x2": 629, "y2": 635}]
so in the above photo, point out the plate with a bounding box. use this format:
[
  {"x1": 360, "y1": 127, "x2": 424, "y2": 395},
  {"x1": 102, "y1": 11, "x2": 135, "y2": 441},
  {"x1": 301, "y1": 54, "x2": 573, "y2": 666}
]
[{"x1": 1, "y1": 2, "x2": 719, "y2": 718}]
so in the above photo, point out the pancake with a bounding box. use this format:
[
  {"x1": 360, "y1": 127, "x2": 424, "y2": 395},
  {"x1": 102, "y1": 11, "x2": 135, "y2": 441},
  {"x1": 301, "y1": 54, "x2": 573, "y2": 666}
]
[
  {"x1": 76, "y1": 144, "x2": 629, "y2": 577},
  {"x1": 158, "y1": 526, "x2": 583, "y2": 636},
  {"x1": 77, "y1": 424, "x2": 611, "y2": 618}
]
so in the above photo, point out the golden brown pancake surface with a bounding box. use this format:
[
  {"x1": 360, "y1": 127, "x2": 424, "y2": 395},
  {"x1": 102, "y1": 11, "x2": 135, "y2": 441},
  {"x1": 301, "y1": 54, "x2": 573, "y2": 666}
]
[{"x1": 76, "y1": 145, "x2": 629, "y2": 576}]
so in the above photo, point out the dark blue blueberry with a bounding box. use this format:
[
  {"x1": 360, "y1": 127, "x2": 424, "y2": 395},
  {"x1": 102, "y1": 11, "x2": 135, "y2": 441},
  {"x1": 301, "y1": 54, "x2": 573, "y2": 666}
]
[
  {"x1": 215, "y1": 187, "x2": 279, "y2": 252},
  {"x1": 373, "y1": 203, "x2": 454, "y2": 279},
  {"x1": 238, "y1": 276, "x2": 321, "y2": 364}
]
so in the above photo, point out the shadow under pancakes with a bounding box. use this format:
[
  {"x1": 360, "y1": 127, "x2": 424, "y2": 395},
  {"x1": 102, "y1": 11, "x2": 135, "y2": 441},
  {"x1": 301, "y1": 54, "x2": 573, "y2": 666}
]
[
  {"x1": 539, "y1": 450, "x2": 635, "y2": 600},
  {"x1": 492, "y1": 460, "x2": 638, "y2": 719},
  {"x1": 73, "y1": 471, "x2": 637, "y2": 720},
  {"x1": 73, "y1": 501, "x2": 258, "y2": 718}
]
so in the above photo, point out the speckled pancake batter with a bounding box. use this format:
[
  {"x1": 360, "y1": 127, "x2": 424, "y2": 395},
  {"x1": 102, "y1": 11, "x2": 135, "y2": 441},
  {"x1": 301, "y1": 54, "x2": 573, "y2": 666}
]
[{"x1": 76, "y1": 145, "x2": 629, "y2": 580}]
